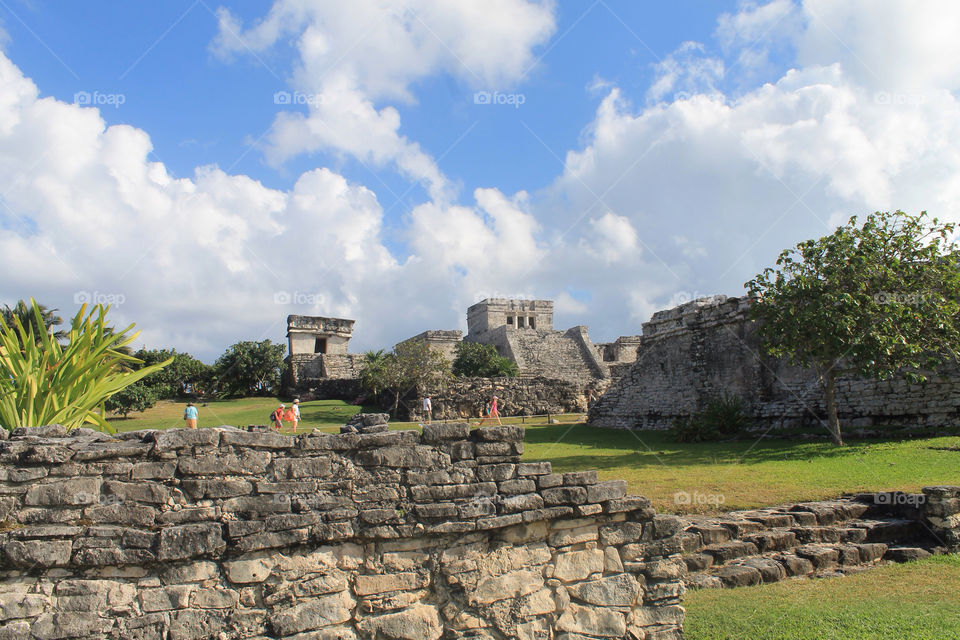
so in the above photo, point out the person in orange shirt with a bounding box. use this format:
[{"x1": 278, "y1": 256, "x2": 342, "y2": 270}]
[{"x1": 281, "y1": 402, "x2": 299, "y2": 433}]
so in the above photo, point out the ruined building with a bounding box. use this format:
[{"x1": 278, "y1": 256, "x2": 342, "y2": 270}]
[
  {"x1": 285, "y1": 299, "x2": 643, "y2": 409},
  {"x1": 589, "y1": 295, "x2": 960, "y2": 433},
  {"x1": 284, "y1": 315, "x2": 361, "y2": 394}
]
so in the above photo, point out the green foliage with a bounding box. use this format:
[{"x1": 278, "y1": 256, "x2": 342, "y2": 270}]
[
  {"x1": 746, "y1": 210, "x2": 960, "y2": 445},
  {"x1": 671, "y1": 394, "x2": 749, "y2": 442},
  {"x1": 361, "y1": 341, "x2": 452, "y2": 416},
  {"x1": 213, "y1": 340, "x2": 286, "y2": 398},
  {"x1": 1, "y1": 299, "x2": 66, "y2": 344},
  {"x1": 133, "y1": 348, "x2": 212, "y2": 398},
  {"x1": 105, "y1": 381, "x2": 159, "y2": 417},
  {"x1": 0, "y1": 299, "x2": 172, "y2": 431},
  {"x1": 359, "y1": 349, "x2": 389, "y2": 396},
  {"x1": 452, "y1": 342, "x2": 519, "y2": 378}
]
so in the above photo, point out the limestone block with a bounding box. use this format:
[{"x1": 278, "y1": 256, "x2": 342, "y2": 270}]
[
  {"x1": 556, "y1": 602, "x2": 627, "y2": 638},
  {"x1": 2, "y1": 539, "x2": 71, "y2": 568},
  {"x1": 190, "y1": 587, "x2": 240, "y2": 609},
  {"x1": 157, "y1": 523, "x2": 225, "y2": 561},
  {"x1": 139, "y1": 585, "x2": 195, "y2": 612},
  {"x1": 354, "y1": 572, "x2": 429, "y2": 596},
  {"x1": 470, "y1": 569, "x2": 544, "y2": 605},
  {"x1": 553, "y1": 549, "x2": 604, "y2": 582},
  {"x1": 24, "y1": 477, "x2": 101, "y2": 506},
  {"x1": 160, "y1": 561, "x2": 219, "y2": 585},
  {"x1": 567, "y1": 573, "x2": 641, "y2": 606},
  {"x1": 0, "y1": 591, "x2": 47, "y2": 620},
  {"x1": 28, "y1": 611, "x2": 115, "y2": 639},
  {"x1": 542, "y1": 486, "x2": 588, "y2": 506},
  {"x1": 599, "y1": 522, "x2": 645, "y2": 546},
  {"x1": 628, "y1": 604, "x2": 685, "y2": 627},
  {"x1": 270, "y1": 591, "x2": 356, "y2": 636},
  {"x1": 356, "y1": 604, "x2": 443, "y2": 640}
]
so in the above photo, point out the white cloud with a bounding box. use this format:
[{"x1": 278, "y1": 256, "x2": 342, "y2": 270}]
[{"x1": 213, "y1": 0, "x2": 556, "y2": 200}]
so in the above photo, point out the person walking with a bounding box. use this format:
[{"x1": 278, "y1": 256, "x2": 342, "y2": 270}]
[
  {"x1": 477, "y1": 395, "x2": 502, "y2": 426},
  {"x1": 183, "y1": 403, "x2": 198, "y2": 429},
  {"x1": 422, "y1": 395, "x2": 432, "y2": 424},
  {"x1": 289, "y1": 398, "x2": 301, "y2": 432},
  {"x1": 272, "y1": 404, "x2": 285, "y2": 431}
]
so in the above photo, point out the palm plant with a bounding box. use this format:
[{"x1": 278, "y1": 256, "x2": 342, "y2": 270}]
[
  {"x1": 2, "y1": 300, "x2": 67, "y2": 344},
  {"x1": 0, "y1": 299, "x2": 172, "y2": 431}
]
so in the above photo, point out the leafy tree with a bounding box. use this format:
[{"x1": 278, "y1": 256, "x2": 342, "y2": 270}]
[
  {"x1": 2, "y1": 300, "x2": 66, "y2": 344},
  {"x1": 452, "y1": 341, "x2": 519, "y2": 378},
  {"x1": 213, "y1": 340, "x2": 286, "y2": 397},
  {"x1": 359, "y1": 349, "x2": 389, "y2": 396},
  {"x1": 134, "y1": 348, "x2": 213, "y2": 398},
  {"x1": 746, "y1": 211, "x2": 960, "y2": 445},
  {"x1": 377, "y1": 341, "x2": 452, "y2": 417},
  {"x1": 0, "y1": 299, "x2": 171, "y2": 431},
  {"x1": 105, "y1": 381, "x2": 159, "y2": 417}
]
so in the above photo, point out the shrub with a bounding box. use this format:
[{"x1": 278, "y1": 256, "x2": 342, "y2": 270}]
[{"x1": 671, "y1": 393, "x2": 750, "y2": 442}]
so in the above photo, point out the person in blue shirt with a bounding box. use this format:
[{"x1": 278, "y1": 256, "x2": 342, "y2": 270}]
[{"x1": 183, "y1": 403, "x2": 199, "y2": 429}]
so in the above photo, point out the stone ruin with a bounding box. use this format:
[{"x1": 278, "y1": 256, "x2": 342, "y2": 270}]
[
  {"x1": 590, "y1": 295, "x2": 960, "y2": 434},
  {"x1": 0, "y1": 422, "x2": 686, "y2": 640}
]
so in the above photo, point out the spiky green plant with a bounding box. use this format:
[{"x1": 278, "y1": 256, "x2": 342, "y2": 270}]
[{"x1": 0, "y1": 299, "x2": 172, "y2": 432}]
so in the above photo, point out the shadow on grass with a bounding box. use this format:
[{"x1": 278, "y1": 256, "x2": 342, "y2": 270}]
[{"x1": 523, "y1": 423, "x2": 951, "y2": 467}]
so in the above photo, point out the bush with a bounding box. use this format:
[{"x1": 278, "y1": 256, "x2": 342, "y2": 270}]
[
  {"x1": 671, "y1": 393, "x2": 750, "y2": 442},
  {"x1": 452, "y1": 342, "x2": 518, "y2": 378}
]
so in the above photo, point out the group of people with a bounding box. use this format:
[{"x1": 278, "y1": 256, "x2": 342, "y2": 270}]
[
  {"x1": 420, "y1": 394, "x2": 502, "y2": 426},
  {"x1": 182, "y1": 399, "x2": 301, "y2": 432}
]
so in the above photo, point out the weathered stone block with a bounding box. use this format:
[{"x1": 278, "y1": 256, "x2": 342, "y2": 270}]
[
  {"x1": 553, "y1": 549, "x2": 604, "y2": 582},
  {"x1": 543, "y1": 486, "x2": 588, "y2": 506},
  {"x1": 157, "y1": 523, "x2": 225, "y2": 561},
  {"x1": 24, "y1": 477, "x2": 101, "y2": 506},
  {"x1": 421, "y1": 423, "x2": 470, "y2": 442}
]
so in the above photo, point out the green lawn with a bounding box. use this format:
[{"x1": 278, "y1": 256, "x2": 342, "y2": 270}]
[
  {"x1": 521, "y1": 423, "x2": 960, "y2": 514},
  {"x1": 107, "y1": 398, "x2": 379, "y2": 432},
  {"x1": 684, "y1": 554, "x2": 960, "y2": 640}
]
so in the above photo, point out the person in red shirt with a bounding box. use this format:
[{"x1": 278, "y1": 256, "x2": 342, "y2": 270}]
[{"x1": 272, "y1": 404, "x2": 285, "y2": 431}]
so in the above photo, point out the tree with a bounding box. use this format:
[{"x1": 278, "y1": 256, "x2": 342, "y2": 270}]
[
  {"x1": 359, "y1": 349, "x2": 389, "y2": 396},
  {"x1": 2, "y1": 300, "x2": 67, "y2": 345},
  {"x1": 0, "y1": 299, "x2": 171, "y2": 431},
  {"x1": 105, "y1": 381, "x2": 159, "y2": 417},
  {"x1": 452, "y1": 341, "x2": 519, "y2": 378},
  {"x1": 746, "y1": 210, "x2": 960, "y2": 445},
  {"x1": 134, "y1": 348, "x2": 213, "y2": 398},
  {"x1": 377, "y1": 341, "x2": 452, "y2": 417},
  {"x1": 213, "y1": 340, "x2": 286, "y2": 397}
]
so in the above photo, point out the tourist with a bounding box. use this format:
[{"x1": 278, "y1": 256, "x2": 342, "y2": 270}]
[
  {"x1": 478, "y1": 395, "x2": 502, "y2": 426},
  {"x1": 290, "y1": 398, "x2": 301, "y2": 432},
  {"x1": 422, "y1": 395, "x2": 432, "y2": 424},
  {"x1": 272, "y1": 404, "x2": 285, "y2": 431},
  {"x1": 183, "y1": 403, "x2": 198, "y2": 429}
]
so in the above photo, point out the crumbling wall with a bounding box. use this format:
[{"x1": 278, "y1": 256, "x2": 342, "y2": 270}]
[
  {"x1": 412, "y1": 376, "x2": 593, "y2": 421},
  {"x1": 590, "y1": 296, "x2": 960, "y2": 432},
  {"x1": 0, "y1": 424, "x2": 685, "y2": 639}
]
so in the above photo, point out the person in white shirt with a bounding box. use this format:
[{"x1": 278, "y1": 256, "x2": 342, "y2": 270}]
[{"x1": 423, "y1": 396, "x2": 432, "y2": 424}]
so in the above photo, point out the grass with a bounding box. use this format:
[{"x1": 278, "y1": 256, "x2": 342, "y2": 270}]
[
  {"x1": 521, "y1": 423, "x2": 960, "y2": 514},
  {"x1": 107, "y1": 397, "x2": 379, "y2": 433},
  {"x1": 684, "y1": 554, "x2": 960, "y2": 640}
]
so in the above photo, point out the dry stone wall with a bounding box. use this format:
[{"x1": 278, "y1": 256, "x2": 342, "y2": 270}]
[
  {"x1": 412, "y1": 376, "x2": 594, "y2": 422},
  {"x1": 0, "y1": 423, "x2": 685, "y2": 640},
  {"x1": 590, "y1": 296, "x2": 960, "y2": 432}
]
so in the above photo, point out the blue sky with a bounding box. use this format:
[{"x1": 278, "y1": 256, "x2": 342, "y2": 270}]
[{"x1": 1, "y1": 1, "x2": 958, "y2": 360}]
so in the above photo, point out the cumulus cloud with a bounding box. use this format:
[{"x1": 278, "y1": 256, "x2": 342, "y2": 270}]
[{"x1": 212, "y1": 0, "x2": 556, "y2": 200}]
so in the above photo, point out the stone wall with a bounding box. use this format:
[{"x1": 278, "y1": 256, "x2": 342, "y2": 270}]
[
  {"x1": 286, "y1": 354, "x2": 363, "y2": 395},
  {"x1": 411, "y1": 376, "x2": 595, "y2": 421},
  {"x1": 0, "y1": 424, "x2": 685, "y2": 639},
  {"x1": 590, "y1": 296, "x2": 960, "y2": 432}
]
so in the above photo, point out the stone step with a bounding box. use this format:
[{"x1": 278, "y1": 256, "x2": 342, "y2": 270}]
[{"x1": 702, "y1": 540, "x2": 759, "y2": 563}]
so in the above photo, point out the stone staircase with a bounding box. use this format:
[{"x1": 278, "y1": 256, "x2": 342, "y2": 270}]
[{"x1": 678, "y1": 496, "x2": 936, "y2": 589}]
